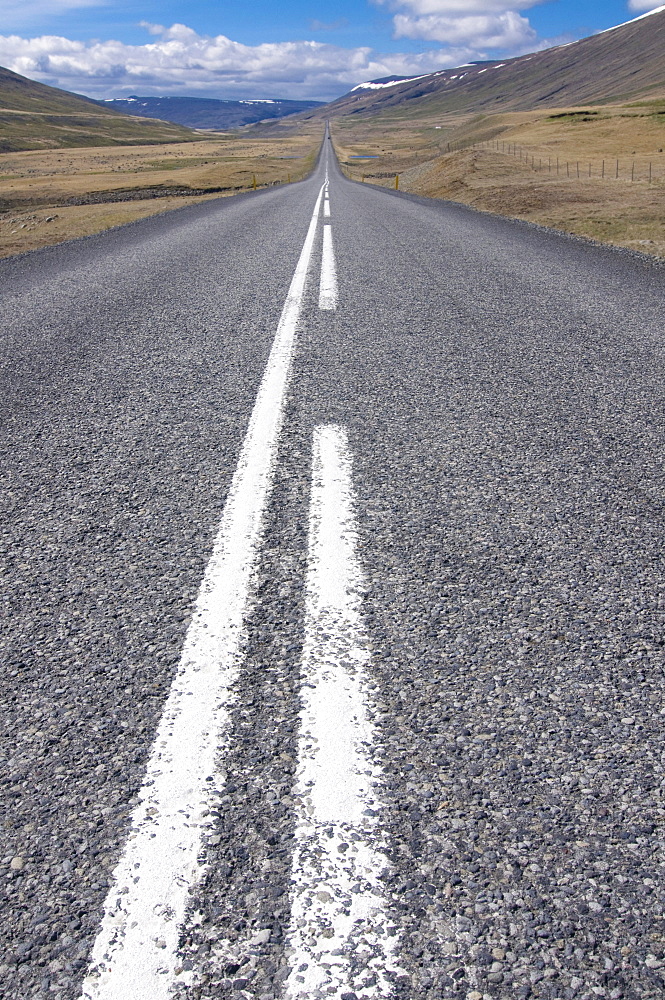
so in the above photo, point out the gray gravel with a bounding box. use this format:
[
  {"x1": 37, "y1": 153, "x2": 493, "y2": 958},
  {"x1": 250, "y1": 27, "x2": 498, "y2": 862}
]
[{"x1": 1, "y1": 147, "x2": 664, "y2": 1000}]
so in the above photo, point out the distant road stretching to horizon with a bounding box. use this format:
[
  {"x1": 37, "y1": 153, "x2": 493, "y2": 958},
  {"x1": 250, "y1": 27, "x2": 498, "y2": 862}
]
[{"x1": 1, "y1": 129, "x2": 664, "y2": 1000}]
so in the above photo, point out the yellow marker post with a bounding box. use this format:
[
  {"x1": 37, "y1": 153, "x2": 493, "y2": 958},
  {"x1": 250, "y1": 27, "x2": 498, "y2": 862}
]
[
  {"x1": 395, "y1": 175, "x2": 399, "y2": 190},
  {"x1": 252, "y1": 175, "x2": 257, "y2": 190}
]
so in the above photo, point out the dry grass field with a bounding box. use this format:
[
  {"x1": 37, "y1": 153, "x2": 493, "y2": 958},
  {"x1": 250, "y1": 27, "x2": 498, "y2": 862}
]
[
  {"x1": 332, "y1": 99, "x2": 665, "y2": 258},
  {"x1": 0, "y1": 125, "x2": 322, "y2": 258}
]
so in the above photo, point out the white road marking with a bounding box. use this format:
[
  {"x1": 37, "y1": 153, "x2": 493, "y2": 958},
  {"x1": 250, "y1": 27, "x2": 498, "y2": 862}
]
[
  {"x1": 319, "y1": 224, "x2": 338, "y2": 311},
  {"x1": 324, "y1": 198, "x2": 331, "y2": 218},
  {"x1": 284, "y1": 425, "x2": 404, "y2": 999},
  {"x1": 79, "y1": 183, "x2": 325, "y2": 1000}
]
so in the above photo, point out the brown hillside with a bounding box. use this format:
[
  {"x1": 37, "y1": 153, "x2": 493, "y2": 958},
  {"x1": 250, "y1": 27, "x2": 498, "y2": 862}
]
[
  {"x1": 0, "y1": 65, "x2": 198, "y2": 151},
  {"x1": 304, "y1": 7, "x2": 665, "y2": 122}
]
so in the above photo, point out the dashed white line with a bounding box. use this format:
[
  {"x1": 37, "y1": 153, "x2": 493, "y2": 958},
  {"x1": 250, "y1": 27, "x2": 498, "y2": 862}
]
[
  {"x1": 284, "y1": 424, "x2": 404, "y2": 999},
  {"x1": 324, "y1": 198, "x2": 331, "y2": 218},
  {"x1": 79, "y1": 182, "x2": 325, "y2": 1000},
  {"x1": 319, "y1": 224, "x2": 338, "y2": 311}
]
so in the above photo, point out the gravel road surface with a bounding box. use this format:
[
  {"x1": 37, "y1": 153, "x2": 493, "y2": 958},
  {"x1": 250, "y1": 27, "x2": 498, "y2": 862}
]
[{"x1": 1, "y1": 133, "x2": 664, "y2": 1000}]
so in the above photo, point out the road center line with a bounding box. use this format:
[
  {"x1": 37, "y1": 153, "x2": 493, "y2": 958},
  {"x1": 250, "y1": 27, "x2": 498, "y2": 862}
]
[
  {"x1": 79, "y1": 182, "x2": 325, "y2": 1000},
  {"x1": 324, "y1": 198, "x2": 331, "y2": 218},
  {"x1": 284, "y1": 424, "x2": 404, "y2": 999},
  {"x1": 319, "y1": 224, "x2": 338, "y2": 311}
]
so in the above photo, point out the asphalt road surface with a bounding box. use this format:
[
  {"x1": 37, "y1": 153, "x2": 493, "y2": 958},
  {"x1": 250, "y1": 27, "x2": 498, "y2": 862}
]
[{"x1": 1, "y1": 130, "x2": 664, "y2": 1000}]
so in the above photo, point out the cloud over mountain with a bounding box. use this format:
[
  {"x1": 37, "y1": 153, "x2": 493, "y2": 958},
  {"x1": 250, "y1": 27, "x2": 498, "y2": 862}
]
[
  {"x1": 375, "y1": 0, "x2": 546, "y2": 50},
  {"x1": 0, "y1": 21, "x2": 525, "y2": 101}
]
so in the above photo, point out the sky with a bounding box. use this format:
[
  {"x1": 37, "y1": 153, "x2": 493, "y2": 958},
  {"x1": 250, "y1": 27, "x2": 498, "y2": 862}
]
[{"x1": 0, "y1": 0, "x2": 662, "y2": 102}]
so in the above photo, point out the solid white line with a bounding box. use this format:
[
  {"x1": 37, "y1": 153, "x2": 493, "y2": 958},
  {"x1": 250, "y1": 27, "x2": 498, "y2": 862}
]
[
  {"x1": 319, "y1": 224, "x2": 338, "y2": 311},
  {"x1": 284, "y1": 425, "x2": 404, "y2": 999},
  {"x1": 79, "y1": 182, "x2": 325, "y2": 1000}
]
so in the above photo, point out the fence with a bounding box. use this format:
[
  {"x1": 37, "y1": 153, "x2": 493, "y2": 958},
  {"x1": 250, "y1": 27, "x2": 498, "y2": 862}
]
[{"x1": 458, "y1": 138, "x2": 665, "y2": 184}]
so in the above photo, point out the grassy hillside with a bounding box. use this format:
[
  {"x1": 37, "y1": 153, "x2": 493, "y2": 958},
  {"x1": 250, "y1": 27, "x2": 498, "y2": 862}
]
[
  {"x1": 332, "y1": 98, "x2": 665, "y2": 259},
  {"x1": 0, "y1": 66, "x2": 198, "y2": 152},
  {"x1": 306, "y1": 7, "x2": 665, "y2": 124}
]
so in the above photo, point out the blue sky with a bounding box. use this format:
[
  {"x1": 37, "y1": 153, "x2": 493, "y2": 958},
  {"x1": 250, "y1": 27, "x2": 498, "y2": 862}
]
[{"x1": 0, "y1": 0, "x2": 661, "y2": 101}]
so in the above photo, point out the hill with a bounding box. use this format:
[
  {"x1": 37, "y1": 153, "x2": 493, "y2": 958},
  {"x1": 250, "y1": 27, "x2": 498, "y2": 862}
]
[
  {"x1": 304, "y1": 5, "x2": 665, "y2": 122},
  {"x1": 325, "y1": 6, "x2": 665, "y2": 264},
  {"x1": 0, "y1": 66, "x2": 198, "y2": 152},
  {"x1": 100, "y1": 95, "x2": 324, "y2": 130}
]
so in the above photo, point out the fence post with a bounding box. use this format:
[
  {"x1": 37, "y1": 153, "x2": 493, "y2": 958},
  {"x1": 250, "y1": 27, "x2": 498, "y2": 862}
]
[
  {"x1": 576, "y1": 162, "x2": 579, "y2": 178},
  {"x1": 649, "y1": 162, "x2": 652, "y2": 183},
  {"x1": 631, "y1": 160, "x2": 635, "y2": 181},
  {"x1": 615, "y1": 159, "x2": 619, "y2": 179},
  {"x1": 602, "y1": 159, "x2": 605, "y2": 178}
]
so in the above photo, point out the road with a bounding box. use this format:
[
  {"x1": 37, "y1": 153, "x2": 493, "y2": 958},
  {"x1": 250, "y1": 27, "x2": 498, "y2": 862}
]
[{"x1": 1, "y1": 130, "x2": 664, "y2": 1000}]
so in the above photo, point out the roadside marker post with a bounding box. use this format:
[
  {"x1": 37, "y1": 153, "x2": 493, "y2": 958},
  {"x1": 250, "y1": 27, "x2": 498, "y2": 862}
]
[{"x1": 395, "y1": 175, "x2": 399, "y2": 190}]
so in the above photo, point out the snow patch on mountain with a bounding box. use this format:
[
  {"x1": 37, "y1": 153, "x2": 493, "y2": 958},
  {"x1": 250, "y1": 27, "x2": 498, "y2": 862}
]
[{"x1": 351, "y1": 74, "x2": 430, "y2": 92}]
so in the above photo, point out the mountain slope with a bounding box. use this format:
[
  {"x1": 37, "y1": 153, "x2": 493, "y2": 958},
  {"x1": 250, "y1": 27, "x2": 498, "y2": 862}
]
[
  {"x1": 0, "y1": 66, "x2": 198, "y2": 152},
  {"x1": 100, "y1": 95, "x2": 324, "y2": 130},
  {"x1": 305, "y1": 5, "x2": 665, "y2": 121}
]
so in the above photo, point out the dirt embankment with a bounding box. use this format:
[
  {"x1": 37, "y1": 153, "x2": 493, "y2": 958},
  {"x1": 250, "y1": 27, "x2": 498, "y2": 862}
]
[{"x1": 332, "y1": 103, "x2": 665, "y2": 259}]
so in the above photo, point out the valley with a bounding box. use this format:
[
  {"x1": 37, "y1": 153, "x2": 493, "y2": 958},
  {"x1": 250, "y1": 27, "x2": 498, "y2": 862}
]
[{"x1": 0, "y1": 127, "x2": 321, "y2": 258}]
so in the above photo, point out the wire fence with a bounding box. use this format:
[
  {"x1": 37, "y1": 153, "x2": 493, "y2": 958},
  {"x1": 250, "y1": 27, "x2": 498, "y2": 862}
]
[{"x1": 445, "y1": 138, "x2": 665, "y2": 184}]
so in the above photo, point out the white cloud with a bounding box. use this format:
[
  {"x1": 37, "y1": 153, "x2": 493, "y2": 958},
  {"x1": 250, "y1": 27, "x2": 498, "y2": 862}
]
[
  {"x1": 393, "y1": 10, "x2": 537, "y2": 47},
  {"x1": 374, "y1": 0, "x2": 548, "y2": 51},
  {"x1": 382, "y1": 0, "x2": 541, "y2": 13},
  {"x1": 627, "y1": 0, "x2": 663, "y2": 10},
  {"x1": 0, "y1": 24, "x2": 484, "y2": 101}
]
